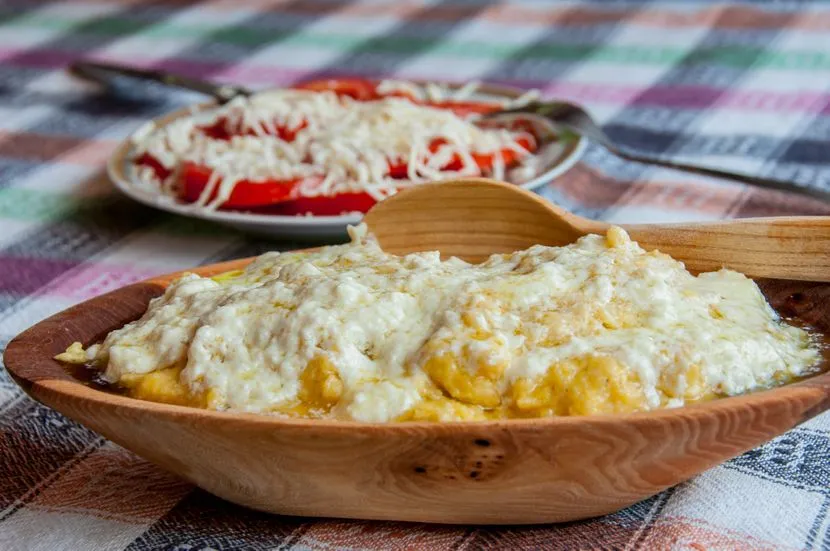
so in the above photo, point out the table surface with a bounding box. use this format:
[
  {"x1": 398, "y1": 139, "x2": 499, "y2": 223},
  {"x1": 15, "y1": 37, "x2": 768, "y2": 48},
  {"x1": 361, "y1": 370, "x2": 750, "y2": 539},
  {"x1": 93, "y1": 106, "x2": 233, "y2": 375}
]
[{"x1": 2, "y1": 0, "x2": 830, "y2": 549}]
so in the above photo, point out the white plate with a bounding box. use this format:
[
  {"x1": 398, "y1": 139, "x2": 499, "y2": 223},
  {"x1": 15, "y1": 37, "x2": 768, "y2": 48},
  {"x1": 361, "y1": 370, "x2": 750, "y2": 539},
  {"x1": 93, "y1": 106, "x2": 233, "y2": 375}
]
[{"x1": 108, "y1": 84, "x2": 586, "y2": 240}]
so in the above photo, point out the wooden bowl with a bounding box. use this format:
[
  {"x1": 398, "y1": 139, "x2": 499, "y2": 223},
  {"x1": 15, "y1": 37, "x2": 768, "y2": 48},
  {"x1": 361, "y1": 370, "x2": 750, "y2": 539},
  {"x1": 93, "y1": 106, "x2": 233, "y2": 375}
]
[{"x1": 5, "y1": 181, "x2": 830, "y2": 525}]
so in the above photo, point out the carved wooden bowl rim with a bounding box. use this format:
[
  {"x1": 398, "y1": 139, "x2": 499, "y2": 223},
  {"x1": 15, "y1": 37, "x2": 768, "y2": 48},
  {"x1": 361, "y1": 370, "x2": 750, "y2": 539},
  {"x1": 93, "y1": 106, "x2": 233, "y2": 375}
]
[{"x1": 6, "y1": 257, "x2": 830, "y2": 434}]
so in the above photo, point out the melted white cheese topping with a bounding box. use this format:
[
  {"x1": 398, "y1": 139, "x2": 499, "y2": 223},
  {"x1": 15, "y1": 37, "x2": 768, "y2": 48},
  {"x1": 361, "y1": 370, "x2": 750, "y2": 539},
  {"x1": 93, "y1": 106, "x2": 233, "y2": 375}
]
[
  {"x1": 132, "y1": 81, "x2": 538, "y2": 209},
  {"x1": 89, "y1": 225, "x2": 821, "y2": 422}
]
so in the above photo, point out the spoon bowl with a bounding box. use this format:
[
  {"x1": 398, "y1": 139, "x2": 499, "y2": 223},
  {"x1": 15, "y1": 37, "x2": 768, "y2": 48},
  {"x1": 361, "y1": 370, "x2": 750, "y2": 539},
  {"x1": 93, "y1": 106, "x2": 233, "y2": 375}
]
[
  {"x1": 362, "y1": 177, "x2": 589, "y2": 261},
  {"x1": 4, "y1": 179, "x2": 830, "y2": 524}
]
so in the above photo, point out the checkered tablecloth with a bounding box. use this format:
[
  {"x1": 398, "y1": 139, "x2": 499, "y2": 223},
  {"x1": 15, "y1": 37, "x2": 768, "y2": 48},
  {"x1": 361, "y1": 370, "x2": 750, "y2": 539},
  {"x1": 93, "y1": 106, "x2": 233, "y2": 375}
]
[{"x1": 2, "y1": 0, "x2": 830, "y2": 549}]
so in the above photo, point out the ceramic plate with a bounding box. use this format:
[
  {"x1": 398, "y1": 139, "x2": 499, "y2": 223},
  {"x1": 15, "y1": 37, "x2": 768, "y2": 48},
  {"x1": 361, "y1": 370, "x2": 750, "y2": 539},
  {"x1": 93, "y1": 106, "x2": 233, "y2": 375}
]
[{"x1": 107, "y1": 83, "x2": 586, "y2": 240}]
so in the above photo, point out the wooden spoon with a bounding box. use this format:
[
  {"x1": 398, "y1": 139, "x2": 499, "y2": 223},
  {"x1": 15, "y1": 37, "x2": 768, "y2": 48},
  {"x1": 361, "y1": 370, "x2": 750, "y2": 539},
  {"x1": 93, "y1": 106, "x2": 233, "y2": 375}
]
[{"x1": 364, "y1": 177, "x2": 830, "y2": 281}]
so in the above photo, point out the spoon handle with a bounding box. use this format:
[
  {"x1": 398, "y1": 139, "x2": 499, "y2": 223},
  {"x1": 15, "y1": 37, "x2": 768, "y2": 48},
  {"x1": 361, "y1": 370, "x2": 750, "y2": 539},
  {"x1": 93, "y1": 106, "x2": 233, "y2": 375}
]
[
  {"x1": 494, "y1": 101, "x2": 830, "y2": 203},
  {"x1": 68, "y1": 61, "x2": 251, "y2": 104},
  {"x1": 624, "y1": 216, "x2": 830, "y2": 282},
  {"x1": 613, "y1": 149, "x2": 830, "y2": 203}
]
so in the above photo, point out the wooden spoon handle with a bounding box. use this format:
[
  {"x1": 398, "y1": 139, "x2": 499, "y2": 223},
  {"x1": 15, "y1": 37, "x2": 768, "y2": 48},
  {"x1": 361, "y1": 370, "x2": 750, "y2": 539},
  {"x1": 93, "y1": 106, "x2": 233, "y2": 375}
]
[
  {"x1": 623, "y1": 217, "x2": 830, "y2": 282},
  {"x1": 364, "y1": 178, "x2": 830, "y2": 281}
]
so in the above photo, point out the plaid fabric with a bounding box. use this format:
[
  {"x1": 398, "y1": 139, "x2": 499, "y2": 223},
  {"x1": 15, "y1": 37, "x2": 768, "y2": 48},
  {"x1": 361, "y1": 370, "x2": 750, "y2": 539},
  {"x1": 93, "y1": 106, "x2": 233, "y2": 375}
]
[{"x1": 1, "y1": 0, "x2": 830, "y2": 549}]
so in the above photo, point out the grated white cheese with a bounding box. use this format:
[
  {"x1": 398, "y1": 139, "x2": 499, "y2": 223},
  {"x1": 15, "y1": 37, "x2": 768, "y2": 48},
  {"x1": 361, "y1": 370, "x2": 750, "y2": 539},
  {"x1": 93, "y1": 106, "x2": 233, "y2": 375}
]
[
  {"x1": 88, "y1": 225, "x2": 822, "y2": 421},
  {"x1": 131, "y1": 81, "x2": 542, "y2": 211}
]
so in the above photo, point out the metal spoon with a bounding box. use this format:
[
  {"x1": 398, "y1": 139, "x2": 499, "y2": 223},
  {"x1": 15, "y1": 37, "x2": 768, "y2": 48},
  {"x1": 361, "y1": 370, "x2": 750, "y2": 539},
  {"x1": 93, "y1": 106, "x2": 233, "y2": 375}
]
[{"x1": 486, "y1": 101, "x2": 830, "y2": 203}]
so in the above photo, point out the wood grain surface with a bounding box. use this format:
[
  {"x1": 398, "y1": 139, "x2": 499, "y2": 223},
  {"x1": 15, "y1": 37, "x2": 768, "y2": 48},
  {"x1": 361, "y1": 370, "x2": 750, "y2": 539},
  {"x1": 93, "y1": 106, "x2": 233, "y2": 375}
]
[
  {"x1": 365, "y1": 178, "x2": 830, "y2": 280},
  {"x1": 5, "y1": 179, "x2": 830, "y2": 524}
]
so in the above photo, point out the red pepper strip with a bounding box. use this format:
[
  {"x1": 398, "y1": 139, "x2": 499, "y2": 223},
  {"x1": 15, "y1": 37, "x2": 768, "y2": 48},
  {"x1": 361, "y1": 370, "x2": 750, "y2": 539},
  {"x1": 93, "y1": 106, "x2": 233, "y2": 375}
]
[
  {"x1": 386, "y1": 138, "x2": 454, "y2": 178},
  {"x1": 387, "y1": 136, "x2": 535, "y2": 178},
  {"x1": 292, "y1": 78, "x2": 379, "y2": 101},
  {"x1": 200, "y1": 119, "x2": 230, "y2": 140},
  {"x1": 135, "y1": 153, "x2": 172, "y2": 181},
  {"x1": 472, "y1": 135, "x2": 535, "y2": 171},
  {"x1": 199, "y1": 117, "x2": 308, "y2": 142},
  {"x1": 182, "y1": 159, "x2": 388, "y2": 214},
  {"x1": 380, "y1": 90, "x2": 419, "y2": 102},
  {"x1": 278, "y1": 120, "x2": 308, "y2": 142},
  {"x1": 291, "y1": 79, "x2": 507, "y2": 112},
  {"x1": 256, "y1": 191, "x2": 381, "y2": 216},
  {"x1": 181, "y1": 162, "x2": 314, "y2": 209},
  {"x1": 430, "y1": 101, "x2": 502, "y2": 117}
]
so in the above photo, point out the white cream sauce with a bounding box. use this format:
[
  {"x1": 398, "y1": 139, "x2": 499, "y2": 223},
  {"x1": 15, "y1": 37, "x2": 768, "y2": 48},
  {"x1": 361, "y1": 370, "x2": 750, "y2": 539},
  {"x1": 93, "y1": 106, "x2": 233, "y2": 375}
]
[{"x1": 88, "y1": 225, "x2": 821, "y2": 421}]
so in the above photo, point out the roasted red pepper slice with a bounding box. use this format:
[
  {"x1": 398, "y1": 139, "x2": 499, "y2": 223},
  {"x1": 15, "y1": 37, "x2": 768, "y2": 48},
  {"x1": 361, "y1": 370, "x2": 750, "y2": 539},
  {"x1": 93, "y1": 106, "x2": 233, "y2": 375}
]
[
  {"x1": 181, "y1": 162, "x2": 310, "y2": 209},
  {"x1": 278, "y1": 120, "x2": 308, "y2": 142},
  {"x1": 262, "y1": 191, "x2": 381, "y2": 216},
  {"x1": 182, "y1": 160, "x2": 387, "y2": 214},
  {"x1": 386, "y1": 136, "x2": 534, "y2": 177},
  {"x1": 472, "y1": 135, "x2": 534, "y2": 171},
  {"x1": 199, "y1": 117, "x2": 307, "y2": 142},
  {"x1": 200, "y1": 119, "x2": 230, "y2": 140},
  {"x1": 135, "y1": 153, "x2": 172, "y2": 181},
  {"x1": 431, "y1": 101, "x2": 502, "y2": 116},
  {"x1": 293, "y1": 78, "x2": 378, "y2": 101},
  {"x1": 294, "y1": 79, "x2": 508, "y2": 113}
]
